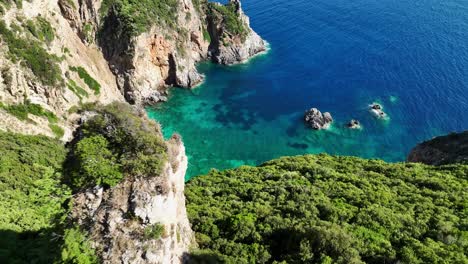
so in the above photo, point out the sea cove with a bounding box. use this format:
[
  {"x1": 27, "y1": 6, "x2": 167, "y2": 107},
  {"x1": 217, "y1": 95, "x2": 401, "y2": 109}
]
[{"x1": 148, "y1": 0, "x2": 468, "y2": 179}]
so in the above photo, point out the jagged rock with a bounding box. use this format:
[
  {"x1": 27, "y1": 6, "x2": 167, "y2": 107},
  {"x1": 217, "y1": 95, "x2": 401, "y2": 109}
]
[
  {"x1": 72, "y1": 138, "x2": 194, "y2": 264},
  {"x1": 369, "y1": 103, "x2": 387, "y2": 119},
  {"x1": 347, "y1": 119, "x2": 361, "y2": 129},
  {"x1": 304, "y1": 108, "x2": 333, "y2": 130},
  {"x1": 207, "y1": 0, "x2": 267, "y2": 65},
  {"x1": 407, "y1": 131, "x2": 468, "y2": 165}
]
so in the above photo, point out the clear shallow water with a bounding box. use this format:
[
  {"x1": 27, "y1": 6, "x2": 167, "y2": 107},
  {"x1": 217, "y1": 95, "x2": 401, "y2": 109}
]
[{"x1": 148, "y1": 0, "x2": 468, "y2": 179}]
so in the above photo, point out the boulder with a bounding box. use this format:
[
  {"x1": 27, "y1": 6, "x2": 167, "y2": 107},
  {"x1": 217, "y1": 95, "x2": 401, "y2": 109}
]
[
  {"x1": 370, "y1": 103, "x2": 387, "y2": 119},
  {"x1": 347, "y1": 119, "x2": 361, "y2": 129},
  {"x1": 304, "y1": 108, "x2": 333, "y2": 130}
]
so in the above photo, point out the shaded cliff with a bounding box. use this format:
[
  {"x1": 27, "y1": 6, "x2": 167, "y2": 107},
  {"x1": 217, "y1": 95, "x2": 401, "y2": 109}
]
[{"x1": 407, "y1": 131, "x2": 468, "y2": 165}]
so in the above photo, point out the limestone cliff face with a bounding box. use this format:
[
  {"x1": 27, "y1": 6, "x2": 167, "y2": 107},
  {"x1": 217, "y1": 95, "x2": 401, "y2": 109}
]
[
  {"x1": 0, "y1": 0, "x2": 265, "y2": 139},
  {"x1": 207, "y1": 0, "x2": 267, "y2": 65},
  {"x1": 72, "y1": 135, "x2": 194, "y2": 264},
  {"x1": 408, "y1": 131, "x2": 468, "y2": 165},
  {"x1": 0, "y1": 0, "x2": 123, "y2": 140}
]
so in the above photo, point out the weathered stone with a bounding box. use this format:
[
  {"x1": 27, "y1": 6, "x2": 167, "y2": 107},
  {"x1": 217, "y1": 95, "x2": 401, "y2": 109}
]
[{"x1": 304, "y1": 108, "x2": 333, "y2": 130}]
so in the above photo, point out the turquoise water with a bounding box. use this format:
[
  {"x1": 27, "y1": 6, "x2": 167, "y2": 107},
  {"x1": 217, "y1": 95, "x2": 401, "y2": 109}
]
[{"x1": 148, "y1": 0, "x2": 468, "y2": 179}]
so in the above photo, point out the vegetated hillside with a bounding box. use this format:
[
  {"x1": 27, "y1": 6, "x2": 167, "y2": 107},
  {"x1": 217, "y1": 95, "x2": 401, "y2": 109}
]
[
  {"x1": 0, "y1": 102, "x2": 187, "y2": 264},
  {"x1": 186, "y1": 154, "x2": 468, "y2": 264}
]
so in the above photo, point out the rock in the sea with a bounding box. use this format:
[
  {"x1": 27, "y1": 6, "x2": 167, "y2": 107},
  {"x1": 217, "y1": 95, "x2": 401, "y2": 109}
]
[
  {"x1": 370, "y1": 103, "x2": 387, "y2": 119},
  {"x1": 347, "y1": 119, "x2": 361, "y2": 129},
  {"x1": 304, "y1": 108, "x2": 333, "y2": 130}
]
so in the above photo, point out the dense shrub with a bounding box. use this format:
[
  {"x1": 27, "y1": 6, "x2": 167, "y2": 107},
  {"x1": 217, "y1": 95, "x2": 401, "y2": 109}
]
[
  {"x1": 61, "y1": 227, "x2": 98, "y2": 264},
  {"x1": 0, "y1": 101, "x2": 58, "y2": 122},
  {"x1": 67, "y1": 102, "x2": 168, "y2": 190},
  {"x1": 67, "y1": 79, "x2": 90, "y2": 100},
  {"x1": 208, "y1": 2, "x2": 246, "y2": 38},
  {"x1": 69, "y1": 66, "x2": 101, "y2": 95},
  {"x1": 0, "y1": 21, "x2": 62, "y2": 86},
  {"x1": 186, "y1": 154, "x2": 468, "y2": 264},
  {"x1": 70, "y1": 135, "x2": 122, "y2": 189},
  {"x1": 100, "y1": 0, "x2": 179, "y2": 38},
  {"x1": 0, "y1": 131, "x2": 71, "y2": 263}
]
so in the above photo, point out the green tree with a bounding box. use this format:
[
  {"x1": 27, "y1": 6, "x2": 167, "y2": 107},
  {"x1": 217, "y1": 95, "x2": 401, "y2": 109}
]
[{"x1": 72, "y1": 135, "x2": 122, "y2": 189}]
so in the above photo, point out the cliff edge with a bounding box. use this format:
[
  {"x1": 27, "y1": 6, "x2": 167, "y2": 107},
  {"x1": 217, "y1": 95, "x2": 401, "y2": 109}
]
[{"x1": 407, "y1": 131, "x2": 468, "y2": 165}]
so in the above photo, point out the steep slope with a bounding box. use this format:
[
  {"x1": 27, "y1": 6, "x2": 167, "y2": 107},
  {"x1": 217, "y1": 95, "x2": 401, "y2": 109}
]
[
  {"x1": 408, "y1": 131, "x2": 468, "y2": 165},
  {"x1": 0, "y1": 0, "x2": 266, "y2": 139},
  {"x1": 186, "y1": 155, "x2": 468, "y2": 263},
  {"x1": 0, "y1": 103, "x2": 196, "y2": 264}
]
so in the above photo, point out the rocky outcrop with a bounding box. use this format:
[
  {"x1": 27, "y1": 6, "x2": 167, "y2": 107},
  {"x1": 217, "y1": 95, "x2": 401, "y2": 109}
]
[
  {"x1": 347, "y1": 119, "x2": 361, "y2": 129},
  {"x1": 207, "y1": 0, "x2": 267, "y2": 65},
  {"x1": 369, "y1": 103, "x2": 387, "y2": 119},
  {"x1": 304, "y1": 108, "x2": 333, "y2": 130},
  {"x1": 72, "y1": 136, "x2": 194, "y2": 264},
  {"x1": 407, "y1": 131, "x2": 468, "y2": 165}
]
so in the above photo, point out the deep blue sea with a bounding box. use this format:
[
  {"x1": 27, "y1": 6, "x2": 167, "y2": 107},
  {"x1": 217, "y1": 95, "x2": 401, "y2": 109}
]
[{"x1": 148, "y1": 0, "x2": 468, "y2": 179}]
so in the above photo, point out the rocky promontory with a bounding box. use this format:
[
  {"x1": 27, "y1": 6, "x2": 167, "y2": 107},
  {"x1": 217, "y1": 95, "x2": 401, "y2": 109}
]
[
  {"x1": 408, "y1": 131, "x2": 468, "y2": 165},
  {"x1": 304, "y1": 108, "x2": 333, "y2": 130}
]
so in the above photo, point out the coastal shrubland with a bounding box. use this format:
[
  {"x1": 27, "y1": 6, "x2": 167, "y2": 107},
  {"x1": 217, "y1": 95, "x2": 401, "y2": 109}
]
[
  {"x1": 66, "y1": 102, "x2": 168, "y2": 190},
  {"x1": 186, "y1": 154, "x2": 468, "y2": 263},
  {"x1": 99, "y1": 0, "x2": 179, "y2": 38},
  {"x1": 0, "y1": 20, "x2": 62, "y2": 86},
  {"x1": 0, "y1": 100, "x2": 58, "y2": 122},
  {"x1": 207, "y1": 1, "x2": 246, "y2": 38},
  {"x1": 0, "y1": 103, "x2": 170, "y2": 263}
]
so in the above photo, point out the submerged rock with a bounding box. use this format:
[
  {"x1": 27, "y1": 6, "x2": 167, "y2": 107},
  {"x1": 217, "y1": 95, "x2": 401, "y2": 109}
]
[
  {"x1": 370, "y1": 103, "x2": 387, "y2": 119},
  {"x1": 347, "y1": 119, "x2": 361, "y2": 129},
  {"x1": 304, "y1": 108, "x2": 333, "y2": 130}
]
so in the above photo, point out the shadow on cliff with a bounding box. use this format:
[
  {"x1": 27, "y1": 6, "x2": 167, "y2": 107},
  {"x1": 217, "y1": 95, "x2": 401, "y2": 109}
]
[{"x1": 0, "y1": 229, "x2": 62, "y2": 263}]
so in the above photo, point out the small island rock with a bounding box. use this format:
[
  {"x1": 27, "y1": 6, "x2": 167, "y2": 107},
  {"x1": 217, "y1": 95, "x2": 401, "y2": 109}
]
[
  {"x1": 347, "y1": 119, "x2": 361, "y2": 129},
  {"x1": 304, "y1": 108, "x2": 333, "y2": 130},
  {"x1": 369, "y1": 103, "x2": 387, "y2": 119}
]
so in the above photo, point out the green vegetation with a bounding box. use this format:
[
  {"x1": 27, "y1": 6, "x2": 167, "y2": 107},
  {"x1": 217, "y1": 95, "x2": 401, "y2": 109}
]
[
  {"x1": 71, "y1": 135, "x2": 122, "y2": 189},
  {"x1": 203, "y1": 28, "x2": 211, "y2": 42},
  {"x1": 69, "y1": 66, "x2": 101, "y2": 95},
  {"x1": 25, "y1": 16, "x2": 55, "y2": 43},
  {"x1": 49, "y1": 123, "x2": 65, "y2": 139},
  {"x1": 0, "y1": 131, "x2": 71, "y2": 263},
  {"x1": 0, "y1": 102, "x2": 170, "y2": 262},
  {"x1": 0, "y1": 100, "x2": 58, "y2": 123},
  {"x1": 144, "y1": 223, "x2": 165, "y2": 240},
  {"x1": 186, "y1": 154, "x2": 468, "y2": 263},
  {"x1": 67, "y1": 79, "x2": 90, "y2": 100},
  {"x1": 208, "y1": 2, "x2": 246, "y2": 38},
  {"x1": 100, "y1": 0, "x2": 179, "y2": 38},
  {"x1": 0, "y1": 21, "x2": 62, "y2": 86},
  {"x1": 66, "y1": 102, "x2": 168, "y2": 190},
  {"x1": 61, "y1": 227, "x2": 98, "y2": 264}
]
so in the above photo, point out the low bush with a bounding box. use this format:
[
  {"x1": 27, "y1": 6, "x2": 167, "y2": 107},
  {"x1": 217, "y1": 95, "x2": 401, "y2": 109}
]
[{"x1": 69, "y1": 66, "x2": 101, "y2": 95}]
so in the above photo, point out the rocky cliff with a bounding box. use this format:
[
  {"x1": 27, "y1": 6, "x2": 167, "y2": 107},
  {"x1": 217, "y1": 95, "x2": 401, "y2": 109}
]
[
  {"x1": 72, "y1": 135, "x2": 193, "y2": 264},
  {"x1": 407, "y1": 131, "x2": 468, "y2": 165},
  {"x1": 0, "y1": 0, "x2": 265, "y2": 263},
  {"x1": 0, "y1": 0, "x2": 266, "y2": 140}
]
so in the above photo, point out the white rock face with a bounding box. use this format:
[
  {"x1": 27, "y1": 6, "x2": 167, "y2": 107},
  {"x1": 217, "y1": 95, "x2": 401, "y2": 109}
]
[{"x1": 72, "y1": 139, "x2": 193, "y2": 264}]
